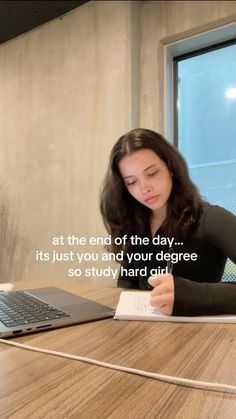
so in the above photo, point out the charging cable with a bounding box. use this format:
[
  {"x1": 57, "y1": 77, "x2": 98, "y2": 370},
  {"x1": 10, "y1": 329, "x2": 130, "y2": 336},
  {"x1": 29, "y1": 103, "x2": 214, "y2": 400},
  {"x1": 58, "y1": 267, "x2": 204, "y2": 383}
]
[{"x1": 0, "y1": 338, "x2": 236, "y2": 395}]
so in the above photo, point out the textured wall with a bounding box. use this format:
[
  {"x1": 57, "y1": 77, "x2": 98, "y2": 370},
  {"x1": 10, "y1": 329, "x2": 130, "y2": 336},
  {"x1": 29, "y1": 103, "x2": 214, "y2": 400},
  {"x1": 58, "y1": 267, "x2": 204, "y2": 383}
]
[
  {"x1": 0, "y1": 0, "x2": 235, "y2": 285},
  {"x1": 139, "y1": 0, "x2": 236, "y2": 132},
  {"x1": 0, "y1": 1, "x2": 139, "y2": 283}
]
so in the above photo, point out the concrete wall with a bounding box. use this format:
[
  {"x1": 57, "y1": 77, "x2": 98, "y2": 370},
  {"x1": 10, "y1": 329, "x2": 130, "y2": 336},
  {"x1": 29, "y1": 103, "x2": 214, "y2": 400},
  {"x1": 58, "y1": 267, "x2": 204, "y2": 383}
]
[
  {"x1": 0, "y1": 0, "x2": 235, "y2": 285},
  {"x1": 140, "y1": 0, "x2": 236, "y2": 132}
]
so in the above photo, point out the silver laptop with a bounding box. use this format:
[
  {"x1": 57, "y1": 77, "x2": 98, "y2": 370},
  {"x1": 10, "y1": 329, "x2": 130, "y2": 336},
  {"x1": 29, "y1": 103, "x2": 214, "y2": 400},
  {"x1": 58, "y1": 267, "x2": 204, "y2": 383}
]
[{"x1": 0, "y1": 287, "x2": 115, "y2": 338}]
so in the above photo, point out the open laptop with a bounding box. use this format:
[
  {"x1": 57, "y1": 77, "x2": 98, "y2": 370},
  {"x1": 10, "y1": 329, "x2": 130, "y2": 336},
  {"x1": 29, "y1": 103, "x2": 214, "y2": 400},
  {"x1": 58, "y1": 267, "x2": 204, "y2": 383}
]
[{"x1": 0, "y1": 287, "x2": 115, "y2": 338}]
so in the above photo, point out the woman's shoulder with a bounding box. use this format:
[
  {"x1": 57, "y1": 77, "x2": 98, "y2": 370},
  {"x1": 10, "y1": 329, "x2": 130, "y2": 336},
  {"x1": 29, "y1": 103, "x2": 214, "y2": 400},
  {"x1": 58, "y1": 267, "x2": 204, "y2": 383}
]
[
  {"x1": 201, "y1": 203, "x2": 235, "y2": 221},
  {"x1": 199, "y1": 203, "x2": 236, "y2": 237}
]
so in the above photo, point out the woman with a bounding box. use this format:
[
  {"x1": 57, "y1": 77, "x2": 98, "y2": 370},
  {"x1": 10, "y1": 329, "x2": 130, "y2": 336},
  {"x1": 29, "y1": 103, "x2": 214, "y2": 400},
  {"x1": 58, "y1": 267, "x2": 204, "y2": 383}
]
[{"x1": 100, "y1": 128, "x2": 236, "y2": 316}]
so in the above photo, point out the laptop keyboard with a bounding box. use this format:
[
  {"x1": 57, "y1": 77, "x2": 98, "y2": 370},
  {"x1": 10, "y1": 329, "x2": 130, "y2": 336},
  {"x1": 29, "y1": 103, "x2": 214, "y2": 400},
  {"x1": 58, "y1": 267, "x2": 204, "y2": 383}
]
[{"x1": 0, "y1": 291, "x2": 70, "y2": 328}]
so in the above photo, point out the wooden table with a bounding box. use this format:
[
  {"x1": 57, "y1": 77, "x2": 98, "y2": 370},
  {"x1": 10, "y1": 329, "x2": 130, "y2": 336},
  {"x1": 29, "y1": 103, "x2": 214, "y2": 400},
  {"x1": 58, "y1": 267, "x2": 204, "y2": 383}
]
[{"x1": 0, "y1": 278, "x2": 236, "y2": 418}]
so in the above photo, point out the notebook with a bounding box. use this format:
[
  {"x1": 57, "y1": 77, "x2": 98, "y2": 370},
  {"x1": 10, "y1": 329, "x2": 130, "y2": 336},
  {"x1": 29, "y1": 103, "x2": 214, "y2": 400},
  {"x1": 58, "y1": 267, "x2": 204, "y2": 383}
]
[
  {"x1": 0, "y1": 287, "x2": 115, "y2": 338},
  {"x1": 114, "y1": 291, "x2": 236, "y2": 323}
]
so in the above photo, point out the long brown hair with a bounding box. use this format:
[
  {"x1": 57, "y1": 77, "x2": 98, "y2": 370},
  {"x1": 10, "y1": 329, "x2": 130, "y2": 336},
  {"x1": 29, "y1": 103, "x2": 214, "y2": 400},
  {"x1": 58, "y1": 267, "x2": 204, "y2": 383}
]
[{"x1": 100, "y1": 128, "x2": 204, "y2": 253}]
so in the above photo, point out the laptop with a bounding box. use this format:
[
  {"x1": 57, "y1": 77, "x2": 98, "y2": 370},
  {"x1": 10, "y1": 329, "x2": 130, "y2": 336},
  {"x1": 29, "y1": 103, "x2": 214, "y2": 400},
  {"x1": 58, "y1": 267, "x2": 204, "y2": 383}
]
[{"x1": 0, "y1": 287, "x2": 115, "y2": 338}]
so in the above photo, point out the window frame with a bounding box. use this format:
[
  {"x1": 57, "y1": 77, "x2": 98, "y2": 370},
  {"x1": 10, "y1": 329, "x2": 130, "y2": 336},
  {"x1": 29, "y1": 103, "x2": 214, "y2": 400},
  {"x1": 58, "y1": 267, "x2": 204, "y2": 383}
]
[{"x1": 163, "y1": 22, "x2": 236, "y2": 144}]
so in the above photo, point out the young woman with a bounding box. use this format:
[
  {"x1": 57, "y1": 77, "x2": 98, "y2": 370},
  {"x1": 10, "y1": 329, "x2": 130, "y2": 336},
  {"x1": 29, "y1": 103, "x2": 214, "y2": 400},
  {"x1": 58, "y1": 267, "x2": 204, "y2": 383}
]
[{"x1": 100, "y1": 128, "x2": 236, "y2": 316}]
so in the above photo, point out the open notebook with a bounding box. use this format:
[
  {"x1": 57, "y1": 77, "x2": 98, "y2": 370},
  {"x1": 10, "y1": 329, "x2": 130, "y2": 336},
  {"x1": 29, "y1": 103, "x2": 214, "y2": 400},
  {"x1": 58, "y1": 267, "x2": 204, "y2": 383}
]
[{"x1": 114, "y1": 291, "x2": 236, "y2": 323}]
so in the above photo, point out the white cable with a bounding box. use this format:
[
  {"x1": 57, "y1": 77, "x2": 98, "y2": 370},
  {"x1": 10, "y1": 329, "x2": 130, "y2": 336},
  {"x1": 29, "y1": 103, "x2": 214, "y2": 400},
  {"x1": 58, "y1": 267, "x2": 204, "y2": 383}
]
[{"x1": 0, "y1": 338, "x2": 236, "y2": 395}]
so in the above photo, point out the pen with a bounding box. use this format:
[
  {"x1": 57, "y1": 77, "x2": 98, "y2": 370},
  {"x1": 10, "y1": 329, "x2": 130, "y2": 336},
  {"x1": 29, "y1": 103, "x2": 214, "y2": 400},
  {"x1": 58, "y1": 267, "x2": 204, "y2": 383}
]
[{"x1": 167, "y1": 247, "x2": 174, "y2": 274}]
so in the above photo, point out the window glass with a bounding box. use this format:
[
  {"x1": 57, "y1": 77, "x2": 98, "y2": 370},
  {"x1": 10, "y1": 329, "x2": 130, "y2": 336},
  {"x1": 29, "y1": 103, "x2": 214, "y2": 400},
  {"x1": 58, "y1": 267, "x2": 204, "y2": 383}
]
[
  {"x1": 175, "y1": 42, "x2": 236, "y2": 280},
  {"x1": 176, "y1": 42, "x2": 236, "y2": 214}
]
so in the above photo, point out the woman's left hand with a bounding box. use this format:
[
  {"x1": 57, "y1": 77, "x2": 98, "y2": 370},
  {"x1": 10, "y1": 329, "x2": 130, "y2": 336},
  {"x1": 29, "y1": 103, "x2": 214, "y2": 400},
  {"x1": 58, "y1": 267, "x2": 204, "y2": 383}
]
[{"x1": 148, "y1": 274, "x2": 174, "y2": 315}]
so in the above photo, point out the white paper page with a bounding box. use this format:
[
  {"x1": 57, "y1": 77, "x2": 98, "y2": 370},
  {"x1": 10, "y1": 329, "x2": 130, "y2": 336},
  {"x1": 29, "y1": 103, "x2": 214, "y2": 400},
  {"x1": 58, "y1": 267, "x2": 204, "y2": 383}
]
[{"x1": 114, "y1": 291, "x2": 236, "y2": 323}]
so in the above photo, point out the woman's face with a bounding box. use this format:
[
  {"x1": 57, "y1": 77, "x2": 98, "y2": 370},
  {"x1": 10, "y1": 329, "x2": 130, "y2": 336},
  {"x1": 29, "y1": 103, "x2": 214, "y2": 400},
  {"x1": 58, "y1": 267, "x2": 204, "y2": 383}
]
[{"x1": 118, "y1": 149, "x2": 173, "y2": 217}]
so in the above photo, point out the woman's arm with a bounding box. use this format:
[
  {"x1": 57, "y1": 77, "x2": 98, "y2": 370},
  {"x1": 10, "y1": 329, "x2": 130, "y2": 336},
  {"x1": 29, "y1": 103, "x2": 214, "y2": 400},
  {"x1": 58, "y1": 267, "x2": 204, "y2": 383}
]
[
  {"x1": 173, "y1": 206, "x2": 236, "y2": 316},
  {"x1": 173, "y1": 277, "x2": 236, "y2": 315},
  {"x1": 149, "y1": 206, "x2": 236, "y2": 316}
]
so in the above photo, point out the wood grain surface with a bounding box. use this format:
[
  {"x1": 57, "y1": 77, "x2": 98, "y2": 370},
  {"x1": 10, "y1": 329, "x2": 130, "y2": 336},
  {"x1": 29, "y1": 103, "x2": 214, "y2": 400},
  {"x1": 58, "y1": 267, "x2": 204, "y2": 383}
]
[{"x1": 0, "y1": 278, "x2": 236, "y2": 419}]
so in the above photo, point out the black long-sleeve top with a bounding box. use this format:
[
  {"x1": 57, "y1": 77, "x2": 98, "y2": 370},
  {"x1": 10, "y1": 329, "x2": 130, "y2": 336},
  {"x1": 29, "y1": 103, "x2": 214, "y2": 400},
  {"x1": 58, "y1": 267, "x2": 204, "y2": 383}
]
[{"x1": 117, "y1": 205, "x2": 236, "y2": 316}]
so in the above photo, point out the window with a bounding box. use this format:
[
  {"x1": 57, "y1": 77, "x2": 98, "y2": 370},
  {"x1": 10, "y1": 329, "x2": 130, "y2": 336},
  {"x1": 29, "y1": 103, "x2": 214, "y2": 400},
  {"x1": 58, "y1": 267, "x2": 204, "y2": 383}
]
[
  {"x1": 174, "y1": 40, "x2": 236, "y2": 214},
  {"x1": 166, "y1": 25, "x2": 236, "y2": 280},
  {"x1": 172, "y1": 39, "x2": 236, "y2": 281}
]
